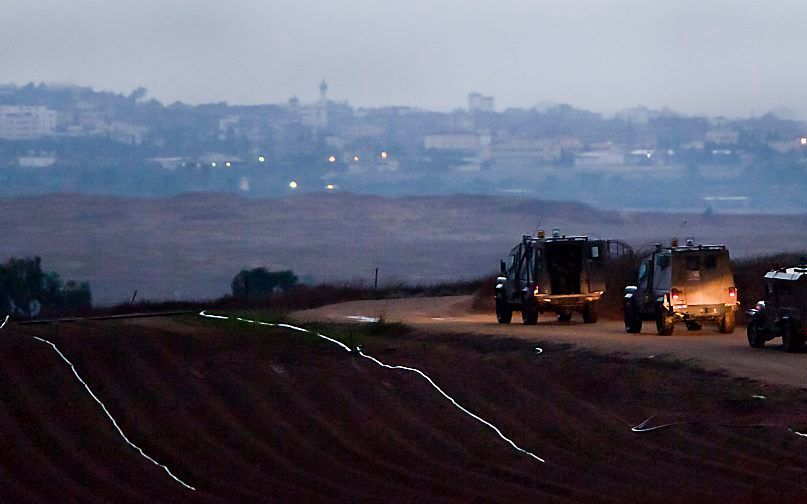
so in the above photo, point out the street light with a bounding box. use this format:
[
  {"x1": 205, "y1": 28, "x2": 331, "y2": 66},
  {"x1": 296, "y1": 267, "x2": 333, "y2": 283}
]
[
  {"x1": 258, "y1": 155, "x2": 266, "y2": 162},
  {"x1": 353, "y1": 155, "x2": 359, "y2": 161},
  {"x1": 328, "y1": 155, "x2": 336, "y2": 163},
  {"x1": 225, "y1": 161, "x2": 232, "y2": 168},
  {"x1": 211, "y1": 162, "x2": 217, "y2": 167},
  {"x1": 289, "y1": 180, "x2": 298, "y2": 189},
  {"x1": 326, "y1": 183, "x2": 335, "y2": 190},
  {"x1": 380, "y1": 151, "x2": 388, "y2": 159},
  {"x1": 801, "y1": 137, "x2": 807, "y2": 145}
]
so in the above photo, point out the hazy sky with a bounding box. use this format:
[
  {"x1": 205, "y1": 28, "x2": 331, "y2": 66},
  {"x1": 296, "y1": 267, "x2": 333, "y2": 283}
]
[{"x1": 3, "y1": 0, "x2": 807, "y2": 117}]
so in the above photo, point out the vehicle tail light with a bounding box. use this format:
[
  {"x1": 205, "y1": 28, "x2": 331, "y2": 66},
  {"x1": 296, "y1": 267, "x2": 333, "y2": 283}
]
[
  {"x1": 671, "y1": 288, "x2": 681, "y2": 301},
  {"x1": 728, "y1": 287, "x2": 737, "y2": 298}
]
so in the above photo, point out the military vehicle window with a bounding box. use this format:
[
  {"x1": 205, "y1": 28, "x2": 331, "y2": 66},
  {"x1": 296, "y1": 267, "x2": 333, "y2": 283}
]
[
  {"x1": 589, "y1": 245, "x2": 601, "y2": 259},
  {"x1": 764, "y1": 282, "x2": 772, "y2": 300},
  {"x1": 656, "y1": 254, "x2": 671, "y2": 268},
  {"x1": 506, "y1": 254, "x2": 515, "y2": 272},
  {"x1": 686, "y1": 256, "x2": 700, "y2": 271},
  {"x1": 704, "y1": 255, "x2": 717, "y2": 269},
  {"x1": 638, "y1": 261, "x2": 648, "y2": 280}
]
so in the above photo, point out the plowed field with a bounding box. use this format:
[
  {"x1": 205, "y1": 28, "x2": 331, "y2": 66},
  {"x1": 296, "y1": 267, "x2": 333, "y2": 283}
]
[{"x1": 3, "y1": 314, "x2": 807, "y2": 502}]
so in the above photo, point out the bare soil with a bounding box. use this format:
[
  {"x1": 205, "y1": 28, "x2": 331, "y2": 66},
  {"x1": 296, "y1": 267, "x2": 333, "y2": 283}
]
[{"x1": 3, "y1": 312, "x2": 807, "y2": 501}]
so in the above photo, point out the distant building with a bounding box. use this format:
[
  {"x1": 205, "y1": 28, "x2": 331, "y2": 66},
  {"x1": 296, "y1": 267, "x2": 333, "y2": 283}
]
[
  {"x1": 468, "y1": 93, "x2": 494, "y2": 113},
  {"x1": 424, "y1": 133, "x2": 491, "y2": 151},
  {"x1": 288, "y1": 80, "x2": 328, "y2": 130},
  {"x1": 705, "y1": 128, "x2": 739, "y2": 145},
  {"x1": 0, "y1": 106, "x2": 57, "y2": 140}
]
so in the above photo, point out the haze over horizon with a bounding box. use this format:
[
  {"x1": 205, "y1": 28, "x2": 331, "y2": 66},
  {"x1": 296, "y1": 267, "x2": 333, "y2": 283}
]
[{"x1": 3, "y1": 0, "x2": 807, "y2": 118}]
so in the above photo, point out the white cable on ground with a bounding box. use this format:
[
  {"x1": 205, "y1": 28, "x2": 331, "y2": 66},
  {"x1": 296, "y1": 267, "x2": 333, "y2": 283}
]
[
  {"x1": 630, "y1": 417, "x2": 683, "y2": 433},
  {"x1": 200, "y1": 310, "x2": 545, "y2": 463},
  {"x1": 1, "y1": 316, "x2": 196, "y2": 490},
  {"x1": 27, "y1": 331, "x2": 196, "y2": 491}
]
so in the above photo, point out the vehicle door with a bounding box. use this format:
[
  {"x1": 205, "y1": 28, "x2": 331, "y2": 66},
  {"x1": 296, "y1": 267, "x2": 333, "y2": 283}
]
[
  {"x1": 651, "y1": 252, "x2": 672, "y2": 303},
  {"x1": 636, "y1": 258, "x2": 652, "y2": 309},
  {"x1": 585, "y1": 240, "x2": 607, "y2": 293},
  {"x1": 503, "y1": 245, "x2": 520, "y2": 301}
]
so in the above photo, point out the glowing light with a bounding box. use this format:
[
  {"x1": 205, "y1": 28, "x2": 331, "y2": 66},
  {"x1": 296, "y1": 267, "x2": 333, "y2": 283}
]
[
  {"x1": 380, "y1": 151, "x2": 388, "y2": 159},
  {"x1": 326, "y1": 183, "x2": 334, "y2": 190},
  {"x1": 328, "y1": 155, "x2": 336, "y2": 163},
  {"x1": 353, "y1": 155, "x2": 359, "y2": 161},
  {"x1": 801, "y1": 137, "x2": 807, "y2": 145},
  {"x1": 225, "y1": 161, "x2": 231, "y2": 167},
  {"x1": 258, "y1": 156, "x2": 266, "y2": 162},
  {"x1": 289, "y1": 180, "x2": 298, "y2": 189},
  {"x1": 211, "y1": 162, "x2": 216, "y2": 167}
]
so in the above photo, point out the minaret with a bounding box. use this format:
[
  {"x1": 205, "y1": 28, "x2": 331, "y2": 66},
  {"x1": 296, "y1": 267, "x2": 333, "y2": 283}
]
[{"x1": 319, "y1": 79, "x2": 328, "y2": 104}]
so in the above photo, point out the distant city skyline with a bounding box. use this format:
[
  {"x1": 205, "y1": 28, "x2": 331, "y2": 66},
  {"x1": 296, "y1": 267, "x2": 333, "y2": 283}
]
[{"x1": 3, "y1": 0, "x2": 806, "y2": 119}]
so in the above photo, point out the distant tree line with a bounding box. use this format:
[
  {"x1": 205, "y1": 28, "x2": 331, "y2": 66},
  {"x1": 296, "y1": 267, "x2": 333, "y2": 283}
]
[{"x1": 0, "y1": 257, "x2": 92, "y2": 317}]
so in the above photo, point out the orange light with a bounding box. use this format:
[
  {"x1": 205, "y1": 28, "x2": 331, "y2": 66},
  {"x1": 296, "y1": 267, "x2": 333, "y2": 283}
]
[{"x1": 729, "y1": 287, "x2": 737, "y2": 298}]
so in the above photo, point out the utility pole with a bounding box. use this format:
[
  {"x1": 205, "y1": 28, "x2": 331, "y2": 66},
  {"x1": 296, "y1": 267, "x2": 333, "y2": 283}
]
[{"x1": 374, "y1": 268, "x2": 379, "y2": 290}]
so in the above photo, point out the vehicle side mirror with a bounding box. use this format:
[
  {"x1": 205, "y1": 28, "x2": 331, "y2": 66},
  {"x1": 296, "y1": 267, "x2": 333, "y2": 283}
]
[{"x1": 500, "y1": 260, "x2": 506, "y2": 275}]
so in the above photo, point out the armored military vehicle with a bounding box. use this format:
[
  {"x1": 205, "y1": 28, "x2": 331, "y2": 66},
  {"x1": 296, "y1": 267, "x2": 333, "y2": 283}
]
[
  {"x1": 623, "y1": 240, "x2": 739, "y2": 335},
  {"x1": 495, "y1": 230, "x2": 612, "y2": 325},
  {"x1": 746, "y1": 259, "x2": 807, "y2": 352}
]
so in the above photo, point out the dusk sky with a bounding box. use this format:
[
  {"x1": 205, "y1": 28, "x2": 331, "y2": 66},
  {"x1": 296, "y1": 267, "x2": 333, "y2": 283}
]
[{"x1": 4, "y1": 0, "x2": 806, "y2": 117}]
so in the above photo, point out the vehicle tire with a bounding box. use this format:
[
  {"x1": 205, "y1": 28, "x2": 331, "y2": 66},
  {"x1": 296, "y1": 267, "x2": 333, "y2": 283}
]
[
  {"x1": 655, "y1": 305, "x2": 675, "y2": 336},
  {"x1": 495, "y1": 296, "x2": 512, "y2": 324},
  {"x1": 521, "y1": 298, "x2": 538, "y2": 325},
  {"x1": 582, "y1": 301, "x2": 598, "y2": 324},
  {"x1": 684, "y1": 321, "x2": 702, "y2": 331},
  {"x1": 782, "y1": 323, "x2": 804, "y2": 353},
  {"x1": 746, "y1": 321, "x2": 766, "y2": 348},
  {"x1": 624, "y1": 302, "x2": 642, "y2": 333},
  {"x1": 557, "y1": 311, "x2": 572, "y2": 323},
  {"x1": 718, "y1": 311, "x2": 736, "y2": 334}
]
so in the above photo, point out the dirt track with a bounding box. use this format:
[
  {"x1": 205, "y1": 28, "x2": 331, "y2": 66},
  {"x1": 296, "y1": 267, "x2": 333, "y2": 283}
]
[{"x1": 295, "y1": 295, "x2": 807, "y2": 388}]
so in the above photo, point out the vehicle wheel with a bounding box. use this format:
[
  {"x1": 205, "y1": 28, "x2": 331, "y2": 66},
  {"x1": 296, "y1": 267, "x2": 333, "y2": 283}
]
[
  {"x1": 782, "y1": 323, "x2": 804, "y2": 353},
  {"x1": 684, "y1": 321, "x2": 702, "y2": 331},
  {"x1": 495, "y1": 296, "x2": 512, "y2": 324},
  {"x1": 582, "y1": 301, "x2": 598, "y2": 324},
  {"x1": 557, "y1": 311, "x2": 572, "y2": 323},
  {"x1": 624, "y1": 302, "x2": 642, "y2": 333},
  {"x1": 655, "y1": 305, "x2": 675, "y2": 336},
  {"x1": 521, "y1": 298, "x2": 538, "y2": 325},
  {"x1": 746, "y1": 321, "x2": 766, "y2": 348},
  {"x1": 718, "y1": 311, "x2": 736, "y2": 334}
]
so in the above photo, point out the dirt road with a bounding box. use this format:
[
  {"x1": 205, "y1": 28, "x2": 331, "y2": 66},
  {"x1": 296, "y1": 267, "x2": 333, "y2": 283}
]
[{"x1": 295, "y1": 295, "x2": 807, "y2": 388}]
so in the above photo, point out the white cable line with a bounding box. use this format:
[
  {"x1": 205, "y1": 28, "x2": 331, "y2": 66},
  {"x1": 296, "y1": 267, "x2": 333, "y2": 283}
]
[
  {"x1": 356, "y1": 347, "x2": 545, "y2": 463},
  {"x1": 790, "y1": 429, "x2": 807, "y2": 438},
  {"x1": 630, "y1": 417, "x2": 683, "y2": 433},
  {"x1": 0, "y1": 315, "x2": 9, "y2": 330},
  {"x1": 30, "y1": 336, "x2": 196, "y2": 491},
  {"x1": 534, "y1": 347, "x2": 543, "y2": 355},
  {"x1": 201, "y1": 310, "x2": 544, "y2": 463}
]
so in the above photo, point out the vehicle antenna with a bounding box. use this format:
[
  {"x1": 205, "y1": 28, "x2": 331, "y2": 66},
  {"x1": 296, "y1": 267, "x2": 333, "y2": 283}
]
[
  {"x1": 534, "y1": 214, "x2": 544, "y2": 237},
  {"x1": 674, "y1": 220, "x2": 687, "y2": 239}
]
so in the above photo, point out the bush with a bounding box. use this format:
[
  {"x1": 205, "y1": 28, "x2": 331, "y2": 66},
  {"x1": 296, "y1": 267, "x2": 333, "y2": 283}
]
[
  {"x1": 0, "y1": 256, "x2": 92, "y2": 316},
  {"x1": 231, "y1": 268, "x2": 298, "y2": 298}
]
